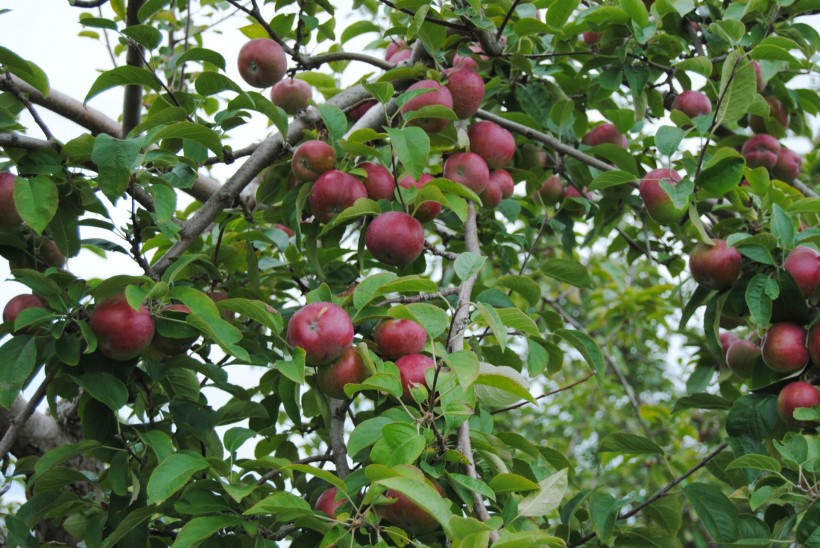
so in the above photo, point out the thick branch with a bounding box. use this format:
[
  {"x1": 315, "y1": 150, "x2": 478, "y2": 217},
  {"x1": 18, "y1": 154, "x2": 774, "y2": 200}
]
[
  {"x1": 328, "y1": 399, "x2": 351, "y2": 479},
  {"x1": 0, "y1": 133, "x2": 60, "y2": 150},
  {"x1": 301, "y1": 52, "x2": 395, "y2": 71},
  {"x1": 0, "y1": 369, "x2": 57, "y2": 460},
  {"x1": 122, "y1": 0, "x2": 146, "y2": 136}
]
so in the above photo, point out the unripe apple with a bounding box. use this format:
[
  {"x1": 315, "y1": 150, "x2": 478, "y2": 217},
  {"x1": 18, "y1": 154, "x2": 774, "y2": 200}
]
[
  {"x1": 315, "y1": 487, "x2": 345, "y2": 518},
  {"x1": 748, "y1": 96, "x2": 789, "y2": 136},
  {"x1": 671, "y1": 90, "x2": 712, "y2": 118},
  {"x1": 561, "y1": 185, "x2": 592, "y2": 217},
  {"x1": 365, "y1": 211, "x2": 425, "y2": 267},
  {"x1": 151, "y1": 304, "x2": 199, "y2": 356},
  {"x1": 309, "y1": 170, "x2": 367, "y2": 223},
  {"x1": 468, "y1": 121, "x2": 515, "y2": 169},
  {"x1": 725, "y1": 339, "x2": 760, "y2": 379},
  {"x1": 270, "y1": 78, "x2": 312, "y2": 114},
  {"x1": 292, "y1": 140, "x2": 337, "y2": 182},
  {"x1": 399, "y1": 174, "x2": 441, "y2": 222},
  {"x1": 809, "y1": 325, "x2": 820, "y2": 366},
  {"x1": 772, "y1": 148, "x2": 802, "y2": 182},
  {"x1": 741, "y1": 134, "x2": 781, "y2": 169},
  {"x1": 518, "y1": 144, "x2": 550, "y2": 171},
  {"x1": 753, "y1": 61, "x2": 767, "y2": 93},
  {"x1": 287, "y1": 301, "x2": 354, "y2": 365},
  {"x1": 357, "y1": 161, "x2": 396, "y2": 202},
  {"x1": 400, "y1": 80, "x2": 453, "y2": 133},
  {"x1": 777, "y1": 381, "x2": 820, "y2": 426},
  {"x1": 237, "y1": 38, "x2": 287, "y2": 88},
  {"x1": 538, "y1": 175, "x2": 564, "y2": 206},
  {"x1": 639, "y1": 168, "x2": 688, "y2": 225},
  {"x1": 689, "y1": 239, "x2": 742, "y2": 290},
  {"x1": 379, "y1": 472, "x2": 445, "y2": 535},
  {"x1": 784, "y1": 246, "x2": 819, "y2": 298},
  {"x1": 582, "y1": 123, "x2": 628, "y2": 149},
  {"x1": 0, "y1": 172, "x2": 22, "y2": 229},
  {"x1": 374, "y1": 318, "x2": 427, "y2": 360},
  {"x1": 316, "y1": 347, "x2": 369, "y2": 399},
  {"x1": 3, "y1": 294, "x2": 48, "y2": 332},
  {"x1": 395, "y1": 353, "x2": 435, "y2": 402},
  {"x1": 90, "y1": 294, "x2": 156, "y2": 361},
  {"x1": 443, "y1": 152, "x2": 490, "y2": 194},
  {"x1": 762, "y1": 322, "x2": 809, "y2": 373},
  {"x1": 444, "y1": 68, "x2": 484, "y2": 119}
]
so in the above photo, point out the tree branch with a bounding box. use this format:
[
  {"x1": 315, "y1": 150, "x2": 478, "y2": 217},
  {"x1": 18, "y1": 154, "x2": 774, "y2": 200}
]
[
  {"x1": 490, "y1": 372, "x2": 595, "y2": 414},
  {"x1": 0, "y1": 367, "x2": 57, "y2": 460},
  {"x1": 424, "y1": 241, "x2": 459, "y2": 261},
  {"x1": 329, "y1": 399, "x2": 351, "y2": 479},
  {"x1": 0, "y1": 132, "x2": 60, "y2": 150},
  {"x1": 379, "y1": 286, "x2": 460, "y2": 305},
  {"x1": 122, "y1": 0, "x2": 146, "y2": 137}
]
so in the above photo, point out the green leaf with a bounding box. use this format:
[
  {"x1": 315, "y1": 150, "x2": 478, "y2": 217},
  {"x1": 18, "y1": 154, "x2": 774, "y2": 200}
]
[
  {"x1": 371, "y1": 423, "x2": 426, "y2": 466},
  {"x1": 319, "y1": 198, "x2": 380, "y2": 237},
  {"x1": 655, "y1": 126, "x2": 685, "y2": 157},
  {"x1": 223, "y1": 427, "x2": 256, "y2": 454},
  {"x1": 488, "y1": 473, "x2": 540, "y2": 494},
  {"x1": 598, "y1": 433, "x2": 664, "y2": 455},
  {"x1": 147, "y1": 452, "x2": 210, "y2": 504},
  {"x1": 454, "y1": 252, "x2": 485, "y2": 281},
  {"x1": 745, "y1": 274, "x2": 773, "y2": 326},
  {"x1": 318, "y1": 103, "x2": 347, "y2": 139},
  {"x1": 217, "y1": 298, "x2": 283, "y2": 333},
  {"x1": 494, "y1": 531, "x2": 565, "y2": 548},
  {"x1": 683, "y1": 482, "x2": 740, "y2": 542},
  {"x1": 377, "y1": 476, "x2": 453, "y2": 535},
  {"x1": 518, "y1": 468, "x2": 569, "y2": 517},
  {"x1": 0, "y1": 46, "x2": 49, "y2": 96},
  {"x1": 186, "y1": 315, "x2": 249, "y2": 361},
  {"x1": 475, "y1": 362, "x2": 536, "y2": 406},
  {"x1": 72, "y1": 371, "x2": 128, "y2": 411},
  {"x1": 388, "y1": 302, "x2": 450, "y2": 339},
  {"x1": 620, "y1": 0, "x2": 650, "y2": 28},
  {"x1": 442, "y1": 350, "x2": 480, "y2": 388},
  {"x1": 285, "y1": 464, "x2": 347, "y2": 494},
  {"x1": 474, "y1": 303, "x2": 507, "y2": 351},
  {"x1": 85, "y1": 65, "x2": 161, "y2": 103},
  {"x1": 386, "y1": 126, "x2": 430, "y2": 181},
  {"x1": 348, "y1": 416, "x2": 394, "y2": 456},
  {"x1": 675, "y1": 56, "x2": 713, "y2": 77},
  {"x1": 362, "y1": 81, "x2": 394, "y2": 105},
  {"x1": 275, "y1": 348, "x2": 306, "y2": 385},
  {"x1": 0, "y1": 336, "x2": 37, "y2": 408},
  {"x1": 496, "y1": 308, "x2": 540, "y2": 336},
  {"x1": 770, "y1": 203, "x2": 795, "y2": 248},
  {"x1": 120, "y1": 24, "x2": 162, "y2": 49},
  {"x1": 725, "y1": 454, "x2": 781, "y2": 473},
  {"x1": 588, "y1": 170, "x2": 636, "y2": 191},
  {"x1": 175, "y1": 48, "x2": 226, "y2": 70},
  {"x1": 541, "y1": 259, "x2": 593, "y2": 288},
  {"x1": 195, "y1": 71, "x2": 243, "y2": 96},
  {"x1": 341, "y1": 20, "x2": 381, "y2": 43},
  {"x1": 353, "y1": 272, "x2": 397, "y2": 310},
  {"x1": 547, "y1": 0, "x2": 580, "y2": 30},
  {"x1": 672, "y1": 393, "x2": 732, "y2": 413},
  {"x1": 696, "y1": 154, "x2": 745, "y2": 196},
  {"x1": 659, "y1": 177, "x2": 693, "y2": 210},
  {"x1": 244, "y1": 491, "x2": 313, "y2": 519},
  {"x1": 33, "y1": 440, "x2": 101, "y2": 482},
  {"x1": 447, "y1": 473, "x2": 496, "y2": 502},
  {"x1": 590, "y1": 490, "x2": 621, "y2": 542},
  {"x1": 172, "y1": 516, "x2": 241, "y2": 548},
  {"x1": 797, "y1": 498, "x2": 820, "y2": 545},
  {"x1": 99, "y1": 506, "x2": 158, "y2": 548},
  {"x1": 714, "y1": 52, "x2": 756, "y2": 127},
  {"x1": 152, "y1": 122, "x2": 223, "y2": 159},
  {"x1": 138, "y1": 0, "x2": 171, "y2": 21},
  {"x1": 495, "y1": 275, "x2": 541, "y2": 306},
  {"x1": 91, "y1": 134, "x2": 142, "y2": 203},
  {"x1": 555, "y1": 329, "x2": 604, "y2": 382}
]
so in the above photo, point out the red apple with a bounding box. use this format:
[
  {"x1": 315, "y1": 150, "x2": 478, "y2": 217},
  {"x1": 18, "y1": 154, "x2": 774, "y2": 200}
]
[
  {"x1": 689, "y1": 239, "x2": 742, "y2": 290},
  {"x1": 357, "y1": 162, "x2": 396, "y2": 202},
  {"x1": 639, "y1": 168, "x2": 688, "y2": 225},
  {"x1": 753, "y1": 61, "x2": 767, "y2": 93},
  {"x1": 400, "y1": 80, "x2": 453, "y2": 133},
  {"x1": 207, "y1": 290, "x2": 235, "y2": 321},
  {"x1": 560, "y1": 185, "x2": 592, "y2": 216},
  {"x1": 741, "y1": 134, "x2": 781, "y2": 169},
  {"x1": 582, "y1": 31, "x2": 600, "y2": 45},
  {"x1": 0, "y1": 172, "x2": 22, "y2": 229},
  {"x1": 748, "y1": 96, "x2": 789, "y2": 136},
  {"x1": 38, "y1": 239, "x2": 65, "y2": 268},
  {"x1": 237, "y1": 38, "x2": 287, "y2": 88},
  {"x1": 762, "y1": 322, "x2": 809, "y2": 373},
  {"x1": 468, "y1": 121, "x2": 515, "y2": 169},
  {"x1": 292, "y1": 140, "x2": 337, "y2": 182},
  {"x1": 452, "y1": 53, "x2": 479, "y2": 72},
  {"x1": 270, "y1": 78, "x2": 312, "y2": 115},
  {"x1": 538, "y1": 175, "x2": 564, "y2": 206},
  {"x1": 777, "y1": 381, "x2": 820, "y2": 426},
  {"x1": 481, "y1": 170, "x2": 513, "y2": 208},
  {"x1": 274, "y1": 223, "x2": 295, "y2": 237},
  {"x1": 385, "y1": 40, "x2": 407, "y2": 61},
  {"x1": 3, "y1": 293, "x2": 48, "y2": 331},
  {"x1": 784, "y1": 246, "x2": 819, "y2": 298},
  {"x1": 374, "y1": 318, "x2": 427, "y2": 360},
  {"x1": 582, "y1": 123, "x2": 628, "y2": 149},
  {"x1": 671, "y1": 90, "x2": 712, "y2": 118},
  {"x1": 387, "y1": 48, "x2": 412, "y2": 64},
  {"x1": 810, "y1": 324, "x2": 820, "y2": 366},
  {"x1": 519, "y1": 144, "x2": 550, "y2": 171},
  {"x1": 365, "y1": 211, "x2": 425, "y2": 267},
  {"x1": 348, "y1": 100, "x2": 377, "y2": 121},
  {"x1": 379, "y1": 472, "x2": 445, "y2": 535},
  {"x1": 444, "y1": 68, "x2": 484, "y2": 119},
  {"x1": 495, "y1": 169, "x2": 515, "y2": 199},
  {"x1": 443, "y1": 152, "x2": 490, "y2": 194},
  {"x1": 395, "y1": 353, "x2": 435, "y2": 402},
  {"x1": 151, "y1": 304, "x2": 199, "y2": 355},
  {"x1": 720, "y1": 332, "x2": 740, "y2": 354},
  {"x1": 315, "y1": 487, "x2": 345, "y2": 518},
  {"x1": 287, "y1": 301, "x2": 354, "y2": 365},
  {"x1": 90, "y1": 294, "x2": 156, "y2": 361},
  {"x1": 316, "y1": 347, "x2": 370, "y2": 399},
  {"x1": 772, "y1": 149, "x2": 802, "y2": 182},
  {"x1": 309, "y1": 170, "x2": 367, "y2": 223},
  {"x1": 399, "y1": 174, "x2": 441, "y2": 222},
  {"x1": 725, "y1": 339, "x2": 760, "y2": 379}
]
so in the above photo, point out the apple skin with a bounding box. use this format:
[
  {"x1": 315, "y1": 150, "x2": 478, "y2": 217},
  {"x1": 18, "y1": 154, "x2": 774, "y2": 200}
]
[
  {"x1": 237, "y1": 39, "x2": 287, "y2": 88},
  {"x1": 481, "y1": 170, "x2": 514, "y2": 208},
  {"x1": 749, "y1": 96, "x2": 789, "y2": 136},
  {"x1": 151, "y1": 304, "x2": 199, "y2": 356},
  {"x1": 365, "y1": 211, "x2": 425, "y2": 267},
  {"x1": 379, "y1": 473, "x2": 445, "y2": 535},
  {"x1": 385, "y1": 40, "x2": 407, "y2": 61},
  {"x1": 452, "y1": 53, "x2": 479, "y2": 72},
  {"x1": 374, "y1": 318, "x2": 427, "y2": 360},
  {"x1": 538, "y1": 175, "x2": 564, "y2": 206},
  {"x1": 762, "y1": 322, "x2": 809, "y2": 373},
  {"x1": 639, "y1": 168, "x2": 688, "y2": 225},
  {"x1": 399, "y1": 174, "x2": 441, "y2": 223},
  {"x1": 582, "y1": 123, "x2": 628, "y2": 149},
  {"x1": 0, "y1": 172, "x2": 22, "y2": 229},
  {"x1": 444, "y1": 68, "x2": 484, "y2": 119},
  {"x1": 810, "y1": 325, "x2": 820, "y2": 366},
  {"x1": 720, "y1": 332, "x2": 740, "y2": 355},
  {"x1": 3, "y1": 294, "x2": 48, "y2": 331},
  {"x1": 38, "y1": 239, "x2": 66, "y2": 268},
  {"x1": 443, "y1": 152, "x2": 490, "y2": 194},
  {"x1": 348, "y1": 100, "x2": 377, "y2": 121},
  {"x1": 316, "y1": 347, "x2": 370, "y2": 399},
  {"x1": 582, "y1": 31, "x2": 600, "y2": 45},
  {"x1": 725, "y1": 339, "x2": 760, "y2": 379},
  {"x1": 274, "y1": 223, "x2": 295, "y2": 237},
  {"x1": 90, "y1": 294, "x2": 156, "y2": 361},
  {"x1": 777, "y1": 381, "x2": 820, "y2": 426},
  {"x1": 309, "y1": 170, "x2": 367, "y2": 223},
  {"x1": 395, "y1": 353, "x2": 435, "y2": 402},
  {"x1": 315, "y1": 487, "x2": 345, "y2": 518},
  {"x1": 784, "y1": 246, "x2": 820, "y2": 299},
  {"x1": 468, "y1": 121, "x2": 515, "y2": 169},
  {"x1": 400, "y1": 80, "x2": 454, "y2": 133},
  {"x1": 689, "y1": 239, "x2": 742, "y2": 290},
  {"x1": 753, "y1": 61, "x2": 767, "y2": 93},
  {"x1": 387, "y1": 48, "x2": 412, "y2": 64},
  {"x1": 741, "y1": 134, "x2": 781, "y2": 169},
  {"x1": 518, "y1": 144, "x2": 550, "y2": 171},
  {"x1": 357, "y1": 162, "x2": 396, "y2": 202},
  {"x1": 772, "y1": 148, "x2": 802, "y2": 182},
  {"x1": 292, "y1": 140, "x2": 337, "y2": 182},
  {"x1": 671, "y1": 90, "x2": 712, "y2": 118},
  {"x1": 287, "y1": 301, "x2": 354, "y2": 366},
  {"x1": 270, "y1": 78, "x2": 312, "y2": 115}
]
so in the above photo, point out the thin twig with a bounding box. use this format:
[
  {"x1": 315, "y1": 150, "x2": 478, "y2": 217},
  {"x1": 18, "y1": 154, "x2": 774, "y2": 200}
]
[
  {"x1": 496, "y1": 0, "x2": 522, "y2": 39},
  {"x1": 4, "y1": 72, "x2": 55, "y2": 142},
  {"x1": 255, "y1": 453, "x2": 334, "y2": 485},
  {"x1": 491, "y1": 372, "x2": 595, "y2": 414},
  {"x1": 379, "y1": 287, "x2": 460, "y2": 305},
  {"x1": 376, "y1": 0, "x2": 470, "y2": 32},
  {"x1": 424, "y1": 241, "x2": 459, "y2": 261}
]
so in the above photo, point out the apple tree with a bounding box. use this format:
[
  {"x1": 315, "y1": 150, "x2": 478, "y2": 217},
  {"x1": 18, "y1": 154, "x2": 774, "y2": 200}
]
[{"x1": 1, "y1": 0, "x2": 820, "y2": 546}]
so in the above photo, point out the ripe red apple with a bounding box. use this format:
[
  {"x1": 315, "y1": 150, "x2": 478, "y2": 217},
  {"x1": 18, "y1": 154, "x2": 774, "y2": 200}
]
[
  {"x1": 357, "y1": 162, "x2": 396, "y2": 202},
  {"x1": 582, "y1": 31, "x2": 600, "y2": 45},
  {"x1": 379, "y1": 472, "x2": 445, "y2": 535},
  {"x1": 443, "y1": 152, "x2": 490, "y2": 194},
  {"x1": 90, "y1": 294, "x2": 156, "y2": 361},
  {"x1": 753, "y1": 61, "x2": 767, "y2": 93},
  {"x1": 671, "y1": 90, "x2": 712, "y2": 118},
  {"x1": 762, "y1": 322, "x2": 809, "y2": 373},
  {"x1": 399, "y1": 173, "x2": 441, "y2": 222},
  {"x1": 385, "y1": 40, "x2": 407, "y2": 61},
  {"x1": 720, "y1": 332, "x2": 740, "y2": 355},
  {"x1": 274, "y1": 223, "x2": 295, "y2": 237},
  {"x1": 38, "y1": 239, "x2": 65, "y2": 268},
  {"x1": 292, "y1": 140, "x2": 337, "y2": 182},
  {"x1": 538, "y1": 175, "x2": 564, "y2": 206},
  {"x1": 315, "y1": 487, "x2": 345, "y2": 518},
  {"x1": 348, "y1": 100, "x2": 377, "y2": 121},
  {"x1": 561, "y1": 185, "x2": 591, "y2": 216},
  {"x1": 582, "y1": 123, "x2": 628, "y2": 149},
  {"x1": 725, "y1": 339, "x2": 760, "y2": 379},
  {"x1": 772, "y1": 148, "x2": 802, "y2": 182},
  {"x1": 151, "y1": 304, "x2": 199, "y2": 355},
  {"x1": 287, "y1": 301, "x2": 354, "y2": 365},
  {"x1": 452, "y1": 53, "x2": 479, "y2": 72},
  {"x1": 639, "y1": 168, "x2": 688, "y2": 225},
  {"x1": 316, "y1": 347, "x2": 370, "y2": 399},
  {"x1": 237, "y1": 38, "x2": 287, "y2": 88},
  {"x1": 444, "y1": 68, "x2": 484, "y2": 119},
  {"x1": 3, "y1": 294, "x2": 48, "y2": 331},
  {"x1": 777, "y1": 381, "x2": 820, "y2": 426},
  {"x1": 309, "y1": 170, "x2": 368, "y2": 223},
  {"x1": 481, "y1": 169, "x2": 514, "y2": 208},
  {"x1": 689, "y1": 239, "x2": 742, "y2": 290},
  {"x1": 748, "y1": 96, "x2": 789, "y2": 136},
  {"x1": 270, "y1": 78, "x2": 312, "y2": 115},
  {"x1": 784, "y1": 246, "x2": 819, "y2": 298},
  {"x1": 374, "y1": 318, "x2": 427, "y2": 360},
  {"x1": 468, "y1": 121, "x2": 515, "y2": 169},
  {"x1": 0, "y1": 172, "x2": 22, "y2": 229},
  {"x1": 387, "y1": 48, "x2": 412, "y2": 64},
  {"x1": 400, "y1": 80, "x2": 454, "y2": 133},
  {"x1": 365, "y1": 211, "x2": 425, "y2": 267},
  {"x1": 809, "y1": 324, "x2": 820, "y2": 366},
  {"x1": 741, "y1": 134, "x2": 781, "y2": 169},
  {"x1": 395, "y1": 353, "x2": 435, "y2": 402}
]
